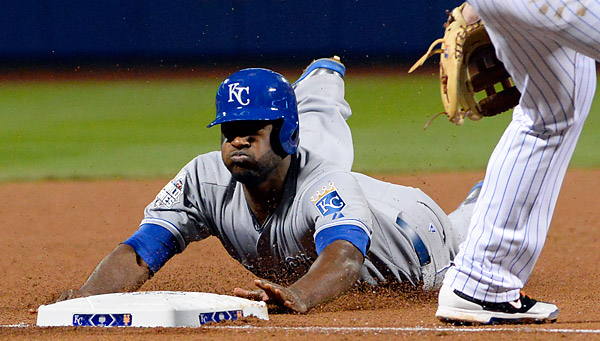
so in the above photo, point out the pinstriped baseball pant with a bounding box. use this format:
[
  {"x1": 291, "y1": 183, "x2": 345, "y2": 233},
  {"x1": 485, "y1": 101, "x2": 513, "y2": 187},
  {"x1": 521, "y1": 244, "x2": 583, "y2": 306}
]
[{"x1": 444, "y1": 0, "x2": 599, "y2": 302}]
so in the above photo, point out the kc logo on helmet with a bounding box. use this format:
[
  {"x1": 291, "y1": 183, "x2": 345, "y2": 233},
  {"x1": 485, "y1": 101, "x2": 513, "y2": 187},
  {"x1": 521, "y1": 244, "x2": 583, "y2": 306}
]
[{"x1": 228, "y1": 83, "x2": 250, "y2": 105}]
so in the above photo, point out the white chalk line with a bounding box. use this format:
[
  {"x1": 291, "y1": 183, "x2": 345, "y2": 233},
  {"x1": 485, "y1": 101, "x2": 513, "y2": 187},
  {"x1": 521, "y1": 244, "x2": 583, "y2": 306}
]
[
  {"x1": 2, "y1": 323, "x2": 599, "y2": 334},
  {"x1": 204, "y1": 325, "x2": 600, "y2": 334}
]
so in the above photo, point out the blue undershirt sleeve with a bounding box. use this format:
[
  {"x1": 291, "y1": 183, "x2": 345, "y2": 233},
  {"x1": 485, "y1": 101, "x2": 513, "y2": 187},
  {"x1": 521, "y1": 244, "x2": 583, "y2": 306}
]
[
  {"x1": 122, "y1": 223, "x2": 180, "y2": 274},
  {"x1": 314, "y1": 224, "x2": 370, "y2": 256}
]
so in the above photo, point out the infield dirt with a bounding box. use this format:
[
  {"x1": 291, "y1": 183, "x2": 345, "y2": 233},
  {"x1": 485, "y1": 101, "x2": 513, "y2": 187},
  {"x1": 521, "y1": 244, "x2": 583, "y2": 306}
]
[{"x1": 1, "y1": 169, "x2": 599, "y2": 339}]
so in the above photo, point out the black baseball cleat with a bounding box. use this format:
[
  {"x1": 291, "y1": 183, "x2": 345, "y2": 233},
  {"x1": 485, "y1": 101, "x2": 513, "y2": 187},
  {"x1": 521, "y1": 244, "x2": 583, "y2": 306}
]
[
  {"x1": 292, "y1": 55, "x2": 345, "y2": 88},
  {"x1": 436, "y1": 284, "x2": 559, "y2": 325}
]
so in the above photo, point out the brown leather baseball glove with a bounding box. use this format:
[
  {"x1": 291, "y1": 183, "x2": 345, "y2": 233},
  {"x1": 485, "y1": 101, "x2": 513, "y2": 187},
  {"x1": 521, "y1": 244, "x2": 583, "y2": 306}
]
[{"x1": 409, "y1": 3, "x2": 520, "y2": 129}]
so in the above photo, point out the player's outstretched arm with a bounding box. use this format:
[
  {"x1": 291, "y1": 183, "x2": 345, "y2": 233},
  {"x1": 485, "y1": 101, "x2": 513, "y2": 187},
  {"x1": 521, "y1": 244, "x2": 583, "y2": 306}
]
[
  {"x1": 234, "y1": 239, "x2": 363, "y2": 313},
  {"x1": 56, "y1": 244, "x2": 151, "y2": 302}
]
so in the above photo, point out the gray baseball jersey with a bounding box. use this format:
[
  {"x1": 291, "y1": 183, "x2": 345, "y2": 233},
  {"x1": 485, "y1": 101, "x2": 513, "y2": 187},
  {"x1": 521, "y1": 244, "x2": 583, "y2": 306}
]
[{"x1": 124, "y1": 71, "x2": 469, "y2": 290}]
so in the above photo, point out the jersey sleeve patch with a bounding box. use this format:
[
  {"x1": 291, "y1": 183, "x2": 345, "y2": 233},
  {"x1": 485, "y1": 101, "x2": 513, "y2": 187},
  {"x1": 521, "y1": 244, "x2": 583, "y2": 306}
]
[
  {"x1": 314, "y1": 222, "x2": 371, "y2": 256},
  {"x1": 122, "y1": 223, "x2": 181, "y2": 274},
  {"x1": 153, "y1": 172, "x2": 187, "y2": 209},
  {"x1": 311, "y1": 182, "x2": 346, "y2": 218}
]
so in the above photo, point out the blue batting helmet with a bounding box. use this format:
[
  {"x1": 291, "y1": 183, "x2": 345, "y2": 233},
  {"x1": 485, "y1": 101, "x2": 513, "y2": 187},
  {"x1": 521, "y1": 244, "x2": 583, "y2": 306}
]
[{"x1": 208, "y1": 68, "x2": 299, "y2": 155}]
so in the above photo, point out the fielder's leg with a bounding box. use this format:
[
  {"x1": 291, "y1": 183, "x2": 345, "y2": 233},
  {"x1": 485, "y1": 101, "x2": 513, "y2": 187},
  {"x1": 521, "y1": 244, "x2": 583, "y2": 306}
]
[{"x1": 438, "y1": 0, "x2": 597, "y2": 324}]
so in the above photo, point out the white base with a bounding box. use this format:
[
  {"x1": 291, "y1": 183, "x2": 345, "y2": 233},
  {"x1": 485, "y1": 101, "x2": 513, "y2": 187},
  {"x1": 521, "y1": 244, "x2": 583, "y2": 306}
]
[{"x1": 36, "y1": 291, "x2": 268, "y2": 327}]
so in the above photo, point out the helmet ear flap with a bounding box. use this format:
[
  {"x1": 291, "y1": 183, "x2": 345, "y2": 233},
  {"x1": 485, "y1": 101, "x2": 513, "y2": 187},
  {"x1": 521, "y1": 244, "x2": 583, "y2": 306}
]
[
  {"x1": 269, "y1": 120, "x2": 287, "y2": 158},
  {"x1": 278, "y1": 124, "x2": 299, "y2": 157},
  {"x1": 290, "y1": 128, "x2": 298, "y2": 144},
  {"x1": 267, "y1": 119, "x2": 298, "y2": 157},
  {"x1": 278, "y1": 113, "x2": 299, "y2": 155}
]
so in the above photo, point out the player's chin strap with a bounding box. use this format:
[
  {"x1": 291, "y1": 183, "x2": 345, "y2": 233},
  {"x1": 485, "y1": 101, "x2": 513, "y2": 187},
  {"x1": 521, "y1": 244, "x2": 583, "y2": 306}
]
[{"x1": 408, "y1": 38, "x2": 444, "y2": 73}]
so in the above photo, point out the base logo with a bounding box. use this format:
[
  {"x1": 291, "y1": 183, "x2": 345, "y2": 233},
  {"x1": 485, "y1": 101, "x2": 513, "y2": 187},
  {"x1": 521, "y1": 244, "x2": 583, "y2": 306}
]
[
  {"x1": 154, "y1": 172, "x2": 186, "y2": 208},
  {"x1": 72, "y1": 313, "x2": 132, "y2": 327},
  {"x1": 199, "y1": 310, "x2": 243, "y2": 325}
]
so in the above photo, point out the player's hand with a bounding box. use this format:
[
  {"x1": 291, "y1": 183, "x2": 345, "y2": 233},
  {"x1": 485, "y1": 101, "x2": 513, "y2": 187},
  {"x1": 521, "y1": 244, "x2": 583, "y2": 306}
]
[
  {"x1": 254, "y1": 279, "x2": 308, "y2": 313},
  {"x1": 233, "y1": 286, "x2": 269, "y2": 302},
  {"x1": 29, "y1": 289, "x2": 85, "y2": 314},
  {"x1": 55, "y1": 289, "x2": 87, "y2": 303},
  {"x1": 234, "y1": 279, "x2": 308, "y2": 313},
  {"x1": 463, "y1": 3, "x2": 480, "y2": 24}
]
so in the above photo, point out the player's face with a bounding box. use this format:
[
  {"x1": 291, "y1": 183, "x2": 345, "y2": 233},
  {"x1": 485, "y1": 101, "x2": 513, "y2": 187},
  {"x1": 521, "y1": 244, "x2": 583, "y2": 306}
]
[{"x1": 220, "y1": 121, "x2": 285, "y2": 184}]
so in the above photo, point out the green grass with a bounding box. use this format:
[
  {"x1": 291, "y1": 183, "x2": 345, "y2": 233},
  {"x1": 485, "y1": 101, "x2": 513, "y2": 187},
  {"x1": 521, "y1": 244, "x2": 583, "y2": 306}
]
[
  {"x1": 0, "y1": 79, "x2": 222, "y2": 180},
  {"x1": 2, "y1": 73, "x2": 600, "y2": 181},
  {"x1": 346, "y1": 73, "x2": 600, "y2": 174},
  {"x1": 346, "y1": 74, "x2": 508, "y2": 174}
]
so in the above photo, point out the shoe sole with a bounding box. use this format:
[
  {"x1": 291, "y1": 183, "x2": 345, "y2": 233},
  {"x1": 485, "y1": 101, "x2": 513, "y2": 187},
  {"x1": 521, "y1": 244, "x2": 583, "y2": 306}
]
[
  {"x1": 292, "y1": 59, "x2": 346, "y2": 87},
  {"x1": 436, "y1": 306, "x2": 559, "y2": 325}
]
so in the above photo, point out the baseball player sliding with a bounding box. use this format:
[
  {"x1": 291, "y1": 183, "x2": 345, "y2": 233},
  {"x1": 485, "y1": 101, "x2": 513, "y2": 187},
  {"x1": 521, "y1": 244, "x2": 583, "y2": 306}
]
[{"x1": 56, "y1": 57, "x2": 480, "y2": 313}]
